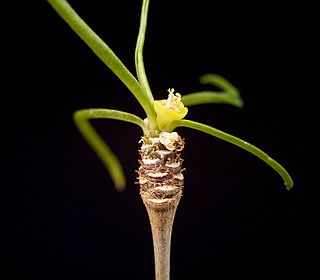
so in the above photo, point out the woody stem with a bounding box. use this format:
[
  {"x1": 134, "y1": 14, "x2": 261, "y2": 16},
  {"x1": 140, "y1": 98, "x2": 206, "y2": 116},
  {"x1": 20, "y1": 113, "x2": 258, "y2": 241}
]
[
  {"x1": 138, "y1": 133, "x2": 185, "y2": 280},
  {"x1": 141, "y1": 196, "x2": 181, "y2": 280}
]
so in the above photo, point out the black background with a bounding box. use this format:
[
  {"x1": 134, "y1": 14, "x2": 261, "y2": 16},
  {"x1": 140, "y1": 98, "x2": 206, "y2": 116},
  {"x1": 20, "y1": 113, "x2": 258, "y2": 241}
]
[{"x1": 8, "y1": 0, "x2": 316, "y2": 279}]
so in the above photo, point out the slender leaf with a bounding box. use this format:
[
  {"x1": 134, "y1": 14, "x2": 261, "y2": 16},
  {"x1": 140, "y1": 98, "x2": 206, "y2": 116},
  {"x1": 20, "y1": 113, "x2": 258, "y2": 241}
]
[
  {"x1": 135, "y1": 0, "x2": 153, "y2": 102},
  {"x1": 200, "y1": 73, "x2": 239, "y2": 94},
  {"x1": 74, "y1": 109, "x2": 146, "y2": 191},
  {"x1": 164, "y1": 119, "x2": 293, "y2": 189},
  {"x1": 47, "y1": 0, "x2": 157, "y2": 127},
  {"x1": 182, "y1": 74, "x2": 243, "y2": 108},
  {"x1": 182, "y1": 91, "x2": 243, "y2": 108}
]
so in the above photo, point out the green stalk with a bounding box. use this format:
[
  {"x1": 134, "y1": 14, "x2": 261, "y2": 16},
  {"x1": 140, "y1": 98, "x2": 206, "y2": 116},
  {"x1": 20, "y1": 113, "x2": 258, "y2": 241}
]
[{"x1": 47, "y1": 0, "x2": 157, "y2": 129}]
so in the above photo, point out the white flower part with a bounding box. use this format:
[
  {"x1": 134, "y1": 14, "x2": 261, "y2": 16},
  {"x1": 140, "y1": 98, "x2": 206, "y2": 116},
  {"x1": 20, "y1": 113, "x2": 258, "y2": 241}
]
[
  {"x1": 165, "y1": 88, "x2": 182, "y2": 110},
  {"x1": 159, "y1": 131, "x2": 180, "y2": 151}
]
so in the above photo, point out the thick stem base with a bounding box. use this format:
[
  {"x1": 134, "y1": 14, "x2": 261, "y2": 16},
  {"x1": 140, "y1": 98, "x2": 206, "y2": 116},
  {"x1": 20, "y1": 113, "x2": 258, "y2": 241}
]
[{"x1": 138, "y1": 132, "x2": 185, "y2": 280}]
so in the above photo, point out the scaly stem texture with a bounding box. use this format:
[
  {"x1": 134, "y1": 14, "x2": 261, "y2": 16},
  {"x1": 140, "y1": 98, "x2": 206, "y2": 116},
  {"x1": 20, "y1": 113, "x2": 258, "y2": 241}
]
[{"x1": 138, "y1": 134, "x2": 185, "y2": 280}]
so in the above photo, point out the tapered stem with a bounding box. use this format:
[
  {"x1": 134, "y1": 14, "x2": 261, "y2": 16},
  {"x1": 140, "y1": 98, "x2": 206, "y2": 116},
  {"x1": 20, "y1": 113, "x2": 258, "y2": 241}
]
[{"x1": 141, "y1": 196, "x2": 181, "y2": 280}]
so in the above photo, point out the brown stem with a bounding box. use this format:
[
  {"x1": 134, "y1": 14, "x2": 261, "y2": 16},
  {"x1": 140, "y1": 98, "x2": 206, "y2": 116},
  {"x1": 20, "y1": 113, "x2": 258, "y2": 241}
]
[
  {"x1": 141, "y1": 195, "x2": 181, "y2": 280},
  {"x1": 138, "y1": 132, "x2": 185, "y2": 280}
]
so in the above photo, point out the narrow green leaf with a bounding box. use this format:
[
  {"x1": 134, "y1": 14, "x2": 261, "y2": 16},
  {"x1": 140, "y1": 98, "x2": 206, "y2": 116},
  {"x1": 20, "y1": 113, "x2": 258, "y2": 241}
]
[
  {"x1": 182, "y1": 91, "x2": 243, "y2": 108},
  {"x1": 73, "y1": 109, "x2": 146, "y2": 191},
  {"x1": 165, "y1": 119, "x2": 293, "y2": 189},
  {"x1": 135, "y1": 0, "x2": 154, "y2": 102},
  {"x1": 47, "y1": 0, "x2": 157, "y2": 128},
  {"x1": 200, "y1": 74, "x2": 239, "y2": 94},
  {"x1": 181, "y1": 74, "x2": 243, "y2": 108}
]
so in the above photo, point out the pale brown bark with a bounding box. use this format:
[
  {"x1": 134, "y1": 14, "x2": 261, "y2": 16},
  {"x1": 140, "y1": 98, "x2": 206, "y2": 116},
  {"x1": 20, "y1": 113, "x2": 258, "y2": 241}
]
[{"x1": 141, "y1": 195, "x2": 181, "y2": 280}]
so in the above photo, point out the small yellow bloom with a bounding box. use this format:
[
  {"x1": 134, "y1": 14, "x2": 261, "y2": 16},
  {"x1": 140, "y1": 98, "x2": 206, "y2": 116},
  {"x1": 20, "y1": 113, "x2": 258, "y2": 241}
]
[{"x1": 154, "y1": 88, "x2": 188, "y2": 130}]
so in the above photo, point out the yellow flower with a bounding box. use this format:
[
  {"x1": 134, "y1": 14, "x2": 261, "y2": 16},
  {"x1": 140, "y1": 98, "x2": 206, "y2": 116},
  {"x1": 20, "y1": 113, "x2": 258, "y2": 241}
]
[{"x1": 154, "y1": 88, "x2": 188, "y2": 130}]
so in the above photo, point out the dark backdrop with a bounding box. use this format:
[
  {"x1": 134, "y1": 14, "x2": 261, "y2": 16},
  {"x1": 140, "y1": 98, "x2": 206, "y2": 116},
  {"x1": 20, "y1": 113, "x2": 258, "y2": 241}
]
[{"x1": 8, "y1": 0, "x2": 315, "y2": 279}]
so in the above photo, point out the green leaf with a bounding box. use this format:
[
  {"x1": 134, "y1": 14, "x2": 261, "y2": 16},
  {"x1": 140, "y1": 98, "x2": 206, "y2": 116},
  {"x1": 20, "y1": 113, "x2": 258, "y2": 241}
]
[
  {"x1": 182, "y1": 74, "x2": 243, "y2": 108},
  {"x1": 182, "y1": 91, "x2": 243, "y2": 108},
  {"x1": 73, "y1": 109, "x2": 146, "y2": 191},
  {"x1": 47, "y1": 0, "x2": 157, "y2": 129},
  {"x1": 164, "y1": 119, "x2": 293, "y2": 189},
  {"x1": 200, "y1": 73, "x2": 239, "y2": 93},
  {"x1": 135, "y1": 0, "x2": 153, "y2": 102}
]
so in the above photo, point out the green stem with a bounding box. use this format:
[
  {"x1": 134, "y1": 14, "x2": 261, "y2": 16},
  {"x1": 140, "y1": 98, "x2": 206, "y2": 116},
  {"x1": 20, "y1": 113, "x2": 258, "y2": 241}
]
[
  {"x1": 135, "y1": 0, "x2": 153, "y2": 102},
  {"x1": 73, "y1": 108, "x2": 146, "y2": 190},
  {"x1": 47, "y1": 0, "x2": 157, "y2": 129},
  {"x1": 165, "y1": 119, "x2": 293, "y2": 189}
]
